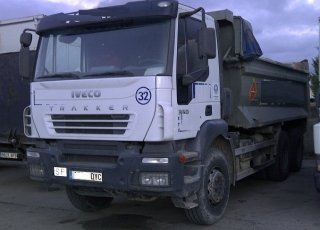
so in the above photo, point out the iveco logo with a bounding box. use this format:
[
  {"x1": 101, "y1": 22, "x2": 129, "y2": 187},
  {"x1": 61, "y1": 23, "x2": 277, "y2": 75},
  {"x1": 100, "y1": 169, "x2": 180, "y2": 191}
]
[{"x1": 71, "y1": 90, "x2": 101, "y2": 98}]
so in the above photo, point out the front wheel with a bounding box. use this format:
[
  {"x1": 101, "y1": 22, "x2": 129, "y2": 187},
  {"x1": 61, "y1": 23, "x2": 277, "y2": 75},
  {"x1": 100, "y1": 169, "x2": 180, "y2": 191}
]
[
  {"x1": 185, "y1": 148, "x2": 230, "y2": 225},
  {"x1": 66, "y1": 186, "x2": 114, "y2": 212}
]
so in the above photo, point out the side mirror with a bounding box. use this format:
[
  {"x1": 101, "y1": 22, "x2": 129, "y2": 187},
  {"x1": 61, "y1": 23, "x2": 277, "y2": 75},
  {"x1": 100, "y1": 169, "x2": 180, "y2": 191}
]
[
  {"x1": 20, "y1": 32, "x2": 32, "y2": 47},
  {"x1": 198, "y1": 28, "x2": 216, "y2": 59},
  {"x1": 182, "y1": 28, "x2": 215, "y2": 86},
  {"x1": 19, "y1": 47, "x2": 30, "y2": 79},
  {"x1": 182, "y1": 66, "x2": 209, "y2": 86},
  {"x1": 182, "y1": 74, "x2": 194, "y2": 85},
  {"x1": 19, "y1": 32, "x2": 33, "y2": 79}
]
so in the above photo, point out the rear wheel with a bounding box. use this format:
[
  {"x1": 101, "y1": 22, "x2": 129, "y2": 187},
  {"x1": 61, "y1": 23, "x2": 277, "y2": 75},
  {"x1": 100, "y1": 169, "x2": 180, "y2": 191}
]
[
  {"x1": 66, "y1": 186, "x2": 114, "y2": 212},
  {"x1": 288, "y1": 128, "x2": 304, "y2": 172},
  {"x1": 185, "y1": 148, "x2": 230, "y2": 225},
  {"x1": 266, "y1": 131, "x2": 290, "y2": 181}
]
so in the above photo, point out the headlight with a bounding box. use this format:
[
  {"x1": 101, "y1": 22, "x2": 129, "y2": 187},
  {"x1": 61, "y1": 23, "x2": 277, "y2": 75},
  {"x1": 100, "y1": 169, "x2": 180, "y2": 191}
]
[
  {"x1": 27, "y1": 151, "x2": 40, "y2": 158},
  {"x1": 139, "y1": 172, "x2": 170, "y2": 187},
  {"x1": 142, "y1": 158, "x2": 169, "y2": 164}
]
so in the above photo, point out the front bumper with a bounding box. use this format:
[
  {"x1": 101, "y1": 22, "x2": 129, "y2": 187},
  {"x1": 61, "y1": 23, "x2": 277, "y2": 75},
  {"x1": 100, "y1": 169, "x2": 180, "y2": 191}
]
[{"x1": 26, "y1": 140, "x2": 201, "y2": 197}]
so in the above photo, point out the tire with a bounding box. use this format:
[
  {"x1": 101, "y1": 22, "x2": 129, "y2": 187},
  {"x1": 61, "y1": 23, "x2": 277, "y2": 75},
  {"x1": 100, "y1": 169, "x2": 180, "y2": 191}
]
[
  {"x1": 185, "y1": 148, "x2": 230, "y2": 225},
  {"x1": 266, "y1": 131, "x2": 290, "y2": 181},
  {"x1": 66, "y1": 186, "x2": 113, "y2": 212},
  {"x1": 288, "y1": 128, "x2": 304, "y2": 172}
]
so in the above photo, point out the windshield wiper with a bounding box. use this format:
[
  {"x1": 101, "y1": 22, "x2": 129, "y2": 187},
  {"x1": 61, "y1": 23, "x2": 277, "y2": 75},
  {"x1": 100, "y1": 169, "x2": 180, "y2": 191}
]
[
  {"x1": 37, "y1": 73, "x2": 81, "y2": 80},
  {"x1": 83, "y1": 70, "x2": 134, "y2": 78}
]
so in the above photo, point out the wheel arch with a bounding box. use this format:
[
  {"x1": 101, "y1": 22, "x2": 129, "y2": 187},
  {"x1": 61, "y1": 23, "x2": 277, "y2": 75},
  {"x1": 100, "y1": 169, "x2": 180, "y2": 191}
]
[
  {"x1": 282, "y1": 118, "x2": 307, "y2": 134},
  {"x1": 184, "y1": 119, "x2": 235, "y2": 185},
  {"x1": 212, "y1": 135, "x2": 235, "y2": 186}
]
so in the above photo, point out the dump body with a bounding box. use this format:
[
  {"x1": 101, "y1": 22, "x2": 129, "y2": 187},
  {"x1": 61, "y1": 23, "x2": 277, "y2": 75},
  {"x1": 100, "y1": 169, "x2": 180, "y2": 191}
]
[
  {"x1": 224, "y1": 58, "x2": 309, "y2": 129},
  {"x1": 209, "y1": 10, "x2": 310, "y2": 129},
  {"x1": 0, "y1": 16, "x2": 41, "y2": 160}
]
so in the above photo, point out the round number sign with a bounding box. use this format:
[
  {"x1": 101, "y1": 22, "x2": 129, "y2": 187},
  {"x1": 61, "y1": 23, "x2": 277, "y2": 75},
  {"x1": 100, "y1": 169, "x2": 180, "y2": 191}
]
[{"x1": 135, "y1": 87, "x2": 152, "y2": 105}]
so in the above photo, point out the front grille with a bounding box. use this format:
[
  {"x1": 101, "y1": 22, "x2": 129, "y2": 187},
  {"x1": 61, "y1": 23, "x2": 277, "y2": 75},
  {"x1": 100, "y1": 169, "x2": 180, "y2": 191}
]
[
  {"x1": 63, "y1": 154, "x2": 118, "y2": 164},
  {"x1": 59, "y1": 140, "x2": 124, "y2": 164},
  {"x1": 48, "y1": 114, "x2": 133, "y2": 135}
]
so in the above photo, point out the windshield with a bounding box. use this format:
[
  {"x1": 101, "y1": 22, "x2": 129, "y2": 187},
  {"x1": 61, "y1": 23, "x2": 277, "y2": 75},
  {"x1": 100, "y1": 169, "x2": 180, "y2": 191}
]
[{"x1": 34, "y1": 19, "x2": 171, "y2": 80}]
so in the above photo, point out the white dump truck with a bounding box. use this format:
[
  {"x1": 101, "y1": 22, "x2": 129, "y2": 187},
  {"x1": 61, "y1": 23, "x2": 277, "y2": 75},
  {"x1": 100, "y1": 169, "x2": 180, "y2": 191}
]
[
  {"x1": 0, "y1": 16, "x2": 41, "y2": 161},
  {"x1": 19, "y1": 0, "x2": 309, "y2": 225}
]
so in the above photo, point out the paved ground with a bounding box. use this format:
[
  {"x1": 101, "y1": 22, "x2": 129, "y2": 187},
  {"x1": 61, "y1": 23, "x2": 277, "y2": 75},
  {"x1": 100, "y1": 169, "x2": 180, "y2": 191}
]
[{"x1": 0, "y1": 159, "x2": 319, "y2": 230}]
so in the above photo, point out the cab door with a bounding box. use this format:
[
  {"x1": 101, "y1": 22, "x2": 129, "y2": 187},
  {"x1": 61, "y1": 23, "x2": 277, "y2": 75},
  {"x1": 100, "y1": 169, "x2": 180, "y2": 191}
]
[{"x1": 174, "y1": 15, "x2": 220, "y2": 139}]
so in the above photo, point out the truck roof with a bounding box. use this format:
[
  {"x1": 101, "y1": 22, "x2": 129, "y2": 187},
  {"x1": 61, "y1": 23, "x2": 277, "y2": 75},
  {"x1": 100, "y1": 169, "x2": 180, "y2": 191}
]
[{"x1": 36, "y1": 0, "x2": 179, "y2": 34}]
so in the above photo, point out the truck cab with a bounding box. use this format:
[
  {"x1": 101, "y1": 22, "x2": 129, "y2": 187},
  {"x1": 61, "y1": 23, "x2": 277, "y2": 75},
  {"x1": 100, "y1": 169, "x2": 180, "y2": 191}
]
[{"x1": 22, "y1": 1, "x2": 219, "y2": 143}]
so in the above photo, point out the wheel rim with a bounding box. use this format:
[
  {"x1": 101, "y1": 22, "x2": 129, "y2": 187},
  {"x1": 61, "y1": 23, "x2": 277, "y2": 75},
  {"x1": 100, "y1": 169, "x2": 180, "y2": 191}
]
[{"x1": 207, "y1": 169, "x2": 226, "y2": 205}]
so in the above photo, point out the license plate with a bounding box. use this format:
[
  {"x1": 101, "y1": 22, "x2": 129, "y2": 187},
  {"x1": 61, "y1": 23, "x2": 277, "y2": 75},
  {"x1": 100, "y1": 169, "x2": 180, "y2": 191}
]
[
  {"x1": 70, "y1": 170, "x2": 103, "y2": 182},
  {"x1": 54, "y1": 167, "x2": 67, "y2": 177},
  {"x1": 0, "y1": 152, "x2": 18, "y2": 159}
]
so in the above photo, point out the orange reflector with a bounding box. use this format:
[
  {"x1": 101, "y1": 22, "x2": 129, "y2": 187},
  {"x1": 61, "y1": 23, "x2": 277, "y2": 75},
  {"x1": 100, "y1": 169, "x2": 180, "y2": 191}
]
[{"x1": 179, "y1": 155, "x2": 186, "y2": 163}]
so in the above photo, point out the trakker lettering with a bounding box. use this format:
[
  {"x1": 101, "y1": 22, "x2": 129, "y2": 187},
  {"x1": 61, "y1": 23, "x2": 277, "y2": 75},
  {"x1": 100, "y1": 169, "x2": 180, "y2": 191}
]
[
  {"x1": 49, "y1": 105, "x2": 129, "y2": 111},
  {"x1": 71, "y1": 90, "x2": 101, "y2": 98}
]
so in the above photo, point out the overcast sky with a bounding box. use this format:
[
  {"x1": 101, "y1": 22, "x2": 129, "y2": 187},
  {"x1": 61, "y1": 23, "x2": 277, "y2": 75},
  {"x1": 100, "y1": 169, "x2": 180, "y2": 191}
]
[{"x1": 0, "y1": 0, "x2": 319, "y2": 72}]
